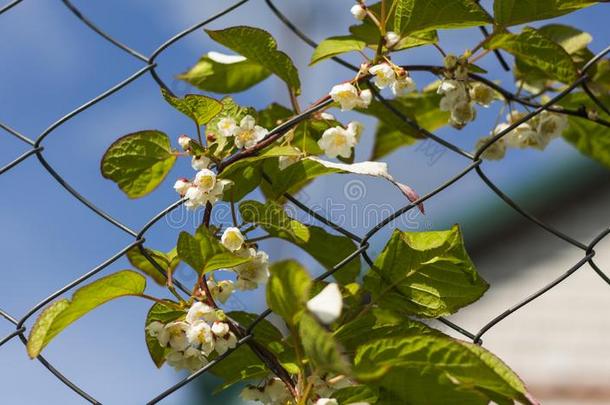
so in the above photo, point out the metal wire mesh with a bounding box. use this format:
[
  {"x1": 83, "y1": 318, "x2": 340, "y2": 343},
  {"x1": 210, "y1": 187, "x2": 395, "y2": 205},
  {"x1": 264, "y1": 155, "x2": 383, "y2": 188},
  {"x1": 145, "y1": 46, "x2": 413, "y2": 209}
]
[{"x1": 1, "y1": 1, "x2": 609, "y2": 404}]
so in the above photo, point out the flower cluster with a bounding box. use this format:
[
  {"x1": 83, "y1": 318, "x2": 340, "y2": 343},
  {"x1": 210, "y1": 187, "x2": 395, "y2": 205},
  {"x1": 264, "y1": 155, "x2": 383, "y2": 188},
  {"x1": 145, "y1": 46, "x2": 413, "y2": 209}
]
[
  {"x1": 369, "y1": 62, "x2": 416, "y2": 97},
  {"x1": 438, "y1": 54, "x2": 495, "y2": 129},
  {"x1": 476, "y1": 110, "x2": 569, "y2": 160},
  {"x1": 329, "y1": 83, "x2": 372, "y2": 111},
  {"x1": 146, "y1": 302, "x2": 237, "y2": 372},
  {"x1": 216, "y1": 115, "x2": 270, "y2": 149},
  {"x1": 174, "y1": 137, "x2": 233, "y2": 210},
  {"x1": 240, "y1": 374, "x2": 366, "y2": 405},
  {"x1": 221, "y1": 227, "x2": 270, "y2": 291},
  {"x1": 318, "y1": 121, "x2": 363, "y2": 158}
]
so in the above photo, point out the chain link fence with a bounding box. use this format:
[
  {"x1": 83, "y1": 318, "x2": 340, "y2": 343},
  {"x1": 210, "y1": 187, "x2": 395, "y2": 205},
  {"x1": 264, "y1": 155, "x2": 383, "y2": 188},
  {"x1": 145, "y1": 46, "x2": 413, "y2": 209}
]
[{"x1": 1, "y1": 0, "x2": 609, "y2": 403}]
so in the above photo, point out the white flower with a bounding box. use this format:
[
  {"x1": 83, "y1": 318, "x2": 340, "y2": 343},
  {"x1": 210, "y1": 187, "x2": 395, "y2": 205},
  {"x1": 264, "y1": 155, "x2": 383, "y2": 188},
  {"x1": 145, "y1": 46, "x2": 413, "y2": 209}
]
[
  {"x1": 191, "y1": 155, "x2": 210, "y2": 171},
  {"x1": 455, "y1": 64, "x2": 469, "y2": 81},
  {"x1": 234, "y1": 248, "x2": 269, "y2": 290},
  {"x1": 221, "y1": 227, "x2": 244, "y2": 251},
  {"x1": 186, "y1": 321, "x2": 215, "y2": 355},
  {"x1": 146, "y1": 321, "x2": 165, "y2": 338},
  {"x1": 329, "y1": 83, "x2": 371, "y2": 111},
  {"x1": 536, "y1": 111, "x2": 568, "y2": 139},
  {"x1": 315, "y1": 399, "x2": 338, "y2": 405},
  {"x1": 166, "y1": 347, "x2": 207, "y2": 372},
  {"x1": 350, "y1": 4, "x2": 366, "y2": 20},
  {"x1": 214, "y1": 332, "x2": 237, "y2": 355},
  {"x1": 470, "y1": 83, "x2": 495, "y2": 107},
  {"x1": 234, "y1": 115, "x2": 268, "y2": 149},
  {"x1": 184, "y1": 177, "x2": 232, "y2": 210},
  {"x1": 450, "y1": 100, "x2": 476, "y2": 128},
  {"x1": 503, "y1": 122, "x2": 548, "y2": 150},
  {"x1": 384, "y1": 31, "x2": 400, "y2": 48},
  {"x1": 278, "y1": 154, "x2": 301, "y2": 170},
  {"x1": 186, "y1": 301, "x2": 217, "y2": 324},
  {"x1": 240, "y1": 386, "x2": 269, "y2": 403},
  {"x1": 173, "y1": 178, "x2": 191, "y2": 196},
  {"x1": 318, "y1": 126, "x2": 357, "y2": 158},
  {"x1": 265, "y1": 378, "x2": 291, "y2": 403},
  {"x1": 320, "y1": 112, "x2": 335, "y2": 120},
  {"x1": 359, "y1": 89, "x2": 372, "y2": 106},
  {"x1": 194, "y1": 169, "x2": 217, "y2": 192},
  {"x1": 159, "y1": 321, "x2": 190, "y2": 351},
  {"x1": 347, "y1": 121, "x2": 364, "y2": 140},
  {"x1": 306, "y1": 283, "x2": 343, "y2": 324},
  {"x1": 207, "y1": 279, "x2": 235, "y2": 303},
  {"x1": 391, "y1": 75, "x2": 416, "y2": 97},
  {"x1": 211, "y1": 321, "x2": 230, "y2": 338},
  {"x1": 475, "y1": 136, "x2": 506, "y2": 161},
  {"x1": 178, "y1": 135, "x2": 192, "y2": 150},
  {"x1": 438, "y1": 80, "x2": 469, "y2": 112},
  {"x1": 368, "y1": 63, "x2": 396, "y2": 89},
  {"x1": 217, "y1": 117, "x2": 237, "y2": 137}
]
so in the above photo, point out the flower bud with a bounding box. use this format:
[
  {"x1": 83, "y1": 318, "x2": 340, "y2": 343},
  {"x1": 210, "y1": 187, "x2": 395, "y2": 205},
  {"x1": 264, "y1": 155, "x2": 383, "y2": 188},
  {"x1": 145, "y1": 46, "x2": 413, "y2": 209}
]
[
  {"x1": 444, "y1": 54, "x2": 458, "y2": 70},
  {"x1": 350, "y1": 4, "x2": 367, "y2": 20},
  {"x1": 173, "y1": 178, "x2": 191, "y2": 196},
  {"x1": 178, "y1": 135, "x2": 191, "y2": 150},
  {"x1": 470, "y1": 83, "x2": 495, "y2": 107},
  {"x1": 384, "y1": 31, "x2": 400, "y2": 48}
]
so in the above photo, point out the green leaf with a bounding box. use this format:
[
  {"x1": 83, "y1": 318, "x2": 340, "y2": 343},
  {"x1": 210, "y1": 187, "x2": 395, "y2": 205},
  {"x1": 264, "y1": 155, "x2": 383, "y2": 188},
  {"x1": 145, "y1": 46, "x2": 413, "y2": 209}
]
[
  {"x1": 127, "y1": 246, "x2": 179, "y2": 285},
  {"x1": 538, "y1": 24, "x2": 592, "y2": 55},
  {"x1": 211, "y1": 345, "x2": 269, "y2": 390},
  {"x1": 349, "y1": 11, "x2": 438, "y2": 52},
  {"x1": 260, "y1": 158, "x2": 343, "y2": 199},
  {"x1": 240, "y1": 200, "x2": 310, "y2": 243},
  {"x1": 494, "y1": 0, "x2": 597, "y2": 26},
  {"x1": 240, "y1": 200, "x2": 362, "y2": 284},
  {"x1": 558, "y1": 92, "x2": 610, "y2": 169},
  {"x1": 393, "y1": 0, "x2": 491, "y2": 36},
  {"x1": 101, "y1": 130, "x2": 176, "y2": 198},
  {"x1": 298, "y1": 313, "x2": 350, "y2": 374},
  {"x1": 363, "y1": 225, "x2": 488, "y2": 318},
  {"x1": 218, "y1": 145, "x2": 301, "y2": 201},
  {"x1": 27, "y1": 271, "x2": 146, "y2": 358},
  {"x1": 177, "y1": 227, "x2": 250, "y2": 275},
  {"x1": 354, "y1": 335, "x2": 536, "y2": 404},
  {"x1": 178, "y1": 53, "x2": 271, "y2": 94},
  {"x1": 362, "y1": 91, "x2": 449, "y2": 159},
  {"x1": 145, "y1": 301, "x2": 184, "y2": 367},
  {"x1": 486, "y1": 27, "x2": 578, "y2": 84},
  {"x1": 334, "y1": 308, "x2": 442, "y2": 352},
  {"x1": 267, "y1": 260, "x2": 312, "y2": 325},
  {"x1": 310, "y1": 36, "x2": 366, "y2": 66},
  {"x1": 206, "y1": 26, "x2": 301, "y2": 94},
  {"x1": 332, "y1": 385, "x2": 379, "y2": 404},
  {"x1": 161, "y1": 88, "x2": 223, "y2": 126},
  {"x1": 228, "y1": 311, "x2": 283, "y2": 346}
]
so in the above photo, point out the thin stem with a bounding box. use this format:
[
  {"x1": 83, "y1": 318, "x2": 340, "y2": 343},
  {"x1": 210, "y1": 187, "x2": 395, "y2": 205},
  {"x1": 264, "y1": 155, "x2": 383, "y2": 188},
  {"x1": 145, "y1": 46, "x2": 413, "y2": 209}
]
[
  {"x1": 433, "y1": 43, "x2": 447, "y2": 57},
  {"x1": 246, "y1": 234, "x2": 273, "y2": 244},
  {"x1": 288, "y1": 85, "x2": 301, "y2": 114},
  {"x1": 195, "y1": 123, "x2": 203, "y2": 145},
  {"x1": 230, "y1": 189, "x2": 238, "y2": 227},
  {"x1": 469, "y1": 48, "x2": 491, "y2": 64},
  {"x1": 138, "y1": 294, "x2": 169, "y2": 305}
]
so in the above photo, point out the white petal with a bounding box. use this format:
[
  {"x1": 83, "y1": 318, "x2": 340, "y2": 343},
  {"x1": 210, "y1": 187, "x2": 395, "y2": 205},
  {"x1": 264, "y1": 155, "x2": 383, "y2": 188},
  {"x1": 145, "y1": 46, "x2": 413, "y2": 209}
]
[
  {"x1": 306, "y1": 283, "x2": 342, "y2": 324},
  {"x1": 207, "y1": 51, "x2": 247, "y2": 64}
]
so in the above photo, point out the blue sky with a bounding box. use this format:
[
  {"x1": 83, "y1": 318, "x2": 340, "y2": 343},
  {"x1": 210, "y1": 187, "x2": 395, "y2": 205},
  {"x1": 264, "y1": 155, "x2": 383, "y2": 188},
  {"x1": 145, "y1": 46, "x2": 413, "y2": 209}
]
[{"x1": 0, "y1": 1, "x2": 608, "y2": 403}]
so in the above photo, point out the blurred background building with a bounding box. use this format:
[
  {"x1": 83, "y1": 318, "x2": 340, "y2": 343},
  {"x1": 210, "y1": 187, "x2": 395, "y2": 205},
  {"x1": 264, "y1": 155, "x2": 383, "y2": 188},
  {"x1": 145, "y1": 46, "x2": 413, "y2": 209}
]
[{"x1": 1, "y1": 1, "x2": 608, "y2": 404}]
